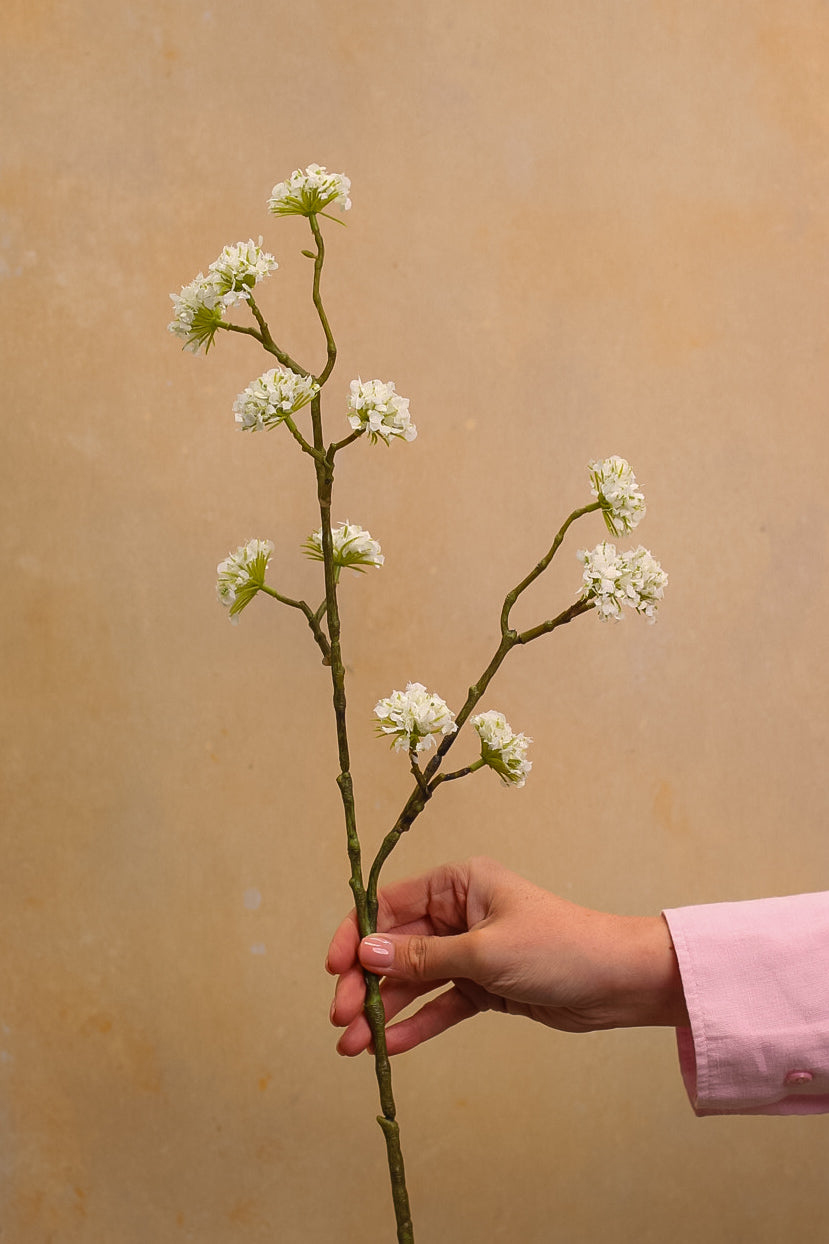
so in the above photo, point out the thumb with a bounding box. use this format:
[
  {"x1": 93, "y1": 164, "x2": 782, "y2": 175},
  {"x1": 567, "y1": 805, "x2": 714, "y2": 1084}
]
[{"x1": 359, "y1": 932, "x2": 472, "y2": 982}]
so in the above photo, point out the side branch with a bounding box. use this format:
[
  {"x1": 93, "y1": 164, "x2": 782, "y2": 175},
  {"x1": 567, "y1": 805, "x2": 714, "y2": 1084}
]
[
  {"x1": 500, "y1": 501, "x2": 601, "y2": 636},
  {"x1": 308, "y1": 215, "x2": 337, "y2": 386},
  {"x1": 245, "y1": 293, "x2": 310, "y2": 377},
  {"x1": 283, "y1": 413, "x2": 326, "y2": 463},
  {"x1": 369, "y1": 595, "x2": 598, "y2": 896},
  {"x1": 217, "y1": 321, "x2": 263, "y2": 344},
  {"x1": 328, "y1": 427, "x2": 365, "y2": 458},
  {"x1": 516, "y1": 596, "x2": 595, "y2": 643},
  {"x1": 259, "y1": 585, "x2": 331, "y2": 661}
]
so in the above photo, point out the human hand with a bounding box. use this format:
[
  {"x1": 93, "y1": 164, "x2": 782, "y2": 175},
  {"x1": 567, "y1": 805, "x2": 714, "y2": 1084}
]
[{"x1": 327, "y1": 856, "x2": 688, "y2": 1055}]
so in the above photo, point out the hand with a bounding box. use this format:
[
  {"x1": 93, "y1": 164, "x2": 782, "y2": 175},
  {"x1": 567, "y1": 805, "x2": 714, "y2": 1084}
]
[{"x1": 327, "y1": 856, "x2": 688, "y2": 1056}]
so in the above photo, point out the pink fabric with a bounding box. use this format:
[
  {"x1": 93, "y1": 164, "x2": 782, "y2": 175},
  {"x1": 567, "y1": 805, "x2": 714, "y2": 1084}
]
[{"x1": 662, "y1": 892, "x2": 829, "y2": 1115}]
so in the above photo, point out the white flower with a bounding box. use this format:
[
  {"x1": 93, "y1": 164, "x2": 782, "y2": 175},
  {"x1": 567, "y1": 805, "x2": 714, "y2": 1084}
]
[
  {"x1": 303, "y1": 521, "x2": 384, "y2": 573},
  {"x1": 374, "y1": 683, "x2": 457, "y2": 754},
  {"x1": 208, "y1": 238, "x2": 277, "y2": 295},
  {"x1": 589, "y1": 456, "x2": 646, "y2": 536},
  {"x1": 471, "y1": 710, "x2": 532, "y2": 788},
  {"x1": 577, "y1": 542, "x2": 668, "y2": 623},
  {"x1": 234, "y1": 368, "x2": 320, "y2": 431},
  {"x1": 623, "y1": 545, "x2": 669, "y2": 621},
  {"x1": 168, "y1": 273, "x2": 236, "y2": 353},
  {"x1": 169, "y1": 239, "x2": 277, "y2": 354},
  {"x1": 347, "y1": 378, "x2": 416, "y2": 445},
  {"x1": 268, "y1": 164, "x2": 352, "y2": 217},
  {"x1": 216, "y1": 539, "x2": 274, "y2": 622}
]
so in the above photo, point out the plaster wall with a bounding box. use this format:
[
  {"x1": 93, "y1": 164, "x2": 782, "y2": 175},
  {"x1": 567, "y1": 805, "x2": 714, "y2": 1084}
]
[{"x1": 2, "y1": 2, "x2": 829, "y2": 1240}]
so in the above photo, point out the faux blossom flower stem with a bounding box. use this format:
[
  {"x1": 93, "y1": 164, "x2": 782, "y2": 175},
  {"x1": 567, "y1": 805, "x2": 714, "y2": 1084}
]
[
  {"x1": 328, "y1": 427, "x2": 365, "y2": 456},
  {"x1": 516, "y1": 597, "x2": 596, "y2": 645},
  {"x1": 370, "y1": 516, "x2": 610, "y2": 899},
  {"x1": 432, "y1": 759, "x2": 486, "y2": 786},
  {"x1": 308, "y1": 214, "x2": 338, "y2": 386},
  {"x1": 257, "y1": 585, "x2": 331, "y2": 662},
  {"x1": 177, "y1": 168, "x2": 667, "y2": 1244},
  {"x1": 499, "y1": 501, "x2": 601, "y2": 636},
  {"x1": 308, "y1": 382, "x2": 414, "y2": 1241},
  {"x1": 246, "y1": 291, "x2": 310, "y2": 376},
  {"x1": 281, "y1": 412, "x2": 324, "y2": 462}
]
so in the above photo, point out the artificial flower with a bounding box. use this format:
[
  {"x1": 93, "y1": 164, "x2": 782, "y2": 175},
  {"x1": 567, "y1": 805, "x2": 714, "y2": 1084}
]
[
  {"x1": 374, "y1": 683, "x2": 457, "y2": 754},
  {"x1": 589, "y1": 456, "x2": 646, "y2": 536},
  {"x1": 471, "y1": 710, "x2": 533, "y2": 787},
  {"x1": 347, "y1": 378, "x2": 416, "y2": 445},
  {"x1": 216, "y1": 538, "x2": 274, "y2": 622},
  {"x1": 268, "y1": 164, "x2": 352, "y2": 217},
  {"x1": 234, "y1": 367, "x2": 320, "y2": 431}
]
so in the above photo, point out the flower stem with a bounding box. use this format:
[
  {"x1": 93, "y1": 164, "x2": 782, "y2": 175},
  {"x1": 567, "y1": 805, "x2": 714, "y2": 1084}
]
[
  {"x1": 305, "y1": 226, "x2": 414, "y2": 1241},
  {"x1": 369, "y1": 503, "x2": 606, "y2": 906},
  {"x1": 282, "y1": 413, "x2": 326, "y2": 463},
  {"x1": 500, "y1": 501, "x2": 601, "y2": 636},
  {"x1": 245, "y1": 293, "x2": 309, "y2": 376},
  {"x1": 308, "y1": 214, "x2": 337, "y2": 386},
  {"x1": 258, "y1": 584, "x2": 331, "y2": 662}
]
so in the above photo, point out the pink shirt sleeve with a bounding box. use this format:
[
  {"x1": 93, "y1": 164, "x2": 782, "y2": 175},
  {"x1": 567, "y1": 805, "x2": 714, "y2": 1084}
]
[{"x1": 662, "y1": 892, "x2": 829, "y2": 1115}]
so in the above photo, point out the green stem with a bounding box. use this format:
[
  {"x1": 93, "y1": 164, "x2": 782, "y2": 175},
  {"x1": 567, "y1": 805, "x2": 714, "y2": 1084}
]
[
  {"x1": 328, "y1": 427, "x2": 365, "y2": 457},
  {"x1": 258, "y1": 584, "x2": 331, "y2": 662},
  {"x1": 500, "y1": 501, "x2": 601, "y2": 636},
  {"x1": 282, "y1": 413, "x2": 326, "y2": 463},
  {"x1": 304, "y1": 228, "x2": 413, "y2": 1240},
  {"x1": 217, "y1": 320, "x2": 264, "y2": 344},
  {"x1": 430, "y1": 758, "x2": 486, "y2": 788},
  {"x1": 516, "y1": 596, "x2": 595, "y2": 644},
  {"x1": 246, "y1": 292, "x2": 310, "y2": 376},
  {"x1": 308, "y1": 215, "x2": 338, "y2": 385},
  {"x1": 369, "y1": 503, "x2": 606, "y2": 916}
]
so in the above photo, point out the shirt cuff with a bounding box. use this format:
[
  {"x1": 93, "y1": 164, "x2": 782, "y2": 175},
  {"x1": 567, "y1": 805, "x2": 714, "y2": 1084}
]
[{"x1": 663, "y1": 893, "x2": 829, "y2": 1115}]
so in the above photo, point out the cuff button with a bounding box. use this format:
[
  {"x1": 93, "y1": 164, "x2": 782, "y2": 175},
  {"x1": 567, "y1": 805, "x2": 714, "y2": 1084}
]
[{"x1": 783, "y1": 1070, "x2": 813, "y2": 1087}]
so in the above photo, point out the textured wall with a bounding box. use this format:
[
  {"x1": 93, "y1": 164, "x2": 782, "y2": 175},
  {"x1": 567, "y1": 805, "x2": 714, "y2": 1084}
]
[{"x1": 3, "y1": 2, "x2": 829, "y2": 1240}]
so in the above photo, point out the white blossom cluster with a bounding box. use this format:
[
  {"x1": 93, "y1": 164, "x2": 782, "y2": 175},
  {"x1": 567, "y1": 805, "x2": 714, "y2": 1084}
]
[
  {"x1": 578, "y1": 542, "x2": 668, "y2": 622},
  {"x1": 268, "y1": 164, "x2": 352, "y2": 217},
  {"x1": 347, "y1": 379, "x2": 416, "y2": 445},
  {"x1": 471, "y1": 710, "x2": 533, "y2": 788},
  {"x1": 374, "y1": 683, "x2": 457, "y2": 754},
  {"x1": 216, "y1": 538, "x2": 274, "y2": 622},
  {"x1": 169, "y1": 239, "x2": 277, "y2": 353},
  {"x1": 303, "y1": 521, "x2": 384, "y2": 572},
  {"x1": 589, "y1": 456, "x2": 646, "y2": 536},
  {"x1": 209, "y1": 238, "x2": 278, "y2": 294},
  {"x1": 234, "y1": 368, "x2": 320, "y2": 431}
]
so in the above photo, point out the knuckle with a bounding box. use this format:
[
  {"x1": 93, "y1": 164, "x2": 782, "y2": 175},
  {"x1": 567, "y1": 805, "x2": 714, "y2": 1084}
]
[{"x1": 406, "y1": 934, "x2": 431, "y2": 978}]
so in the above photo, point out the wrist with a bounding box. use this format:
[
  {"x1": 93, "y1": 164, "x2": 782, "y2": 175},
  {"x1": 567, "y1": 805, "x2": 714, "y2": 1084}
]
[{"x1": 611, "y1": 914, "x2": 689, "y2": 1028}]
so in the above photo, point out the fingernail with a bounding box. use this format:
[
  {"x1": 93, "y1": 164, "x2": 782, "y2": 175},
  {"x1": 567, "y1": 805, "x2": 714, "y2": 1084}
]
[
  {"x1": 361, "y1": 935, "x2": 395, "y2": 969},
  {"x1": 329, "y1": 997, "x2": 337, "y2": 1025}
]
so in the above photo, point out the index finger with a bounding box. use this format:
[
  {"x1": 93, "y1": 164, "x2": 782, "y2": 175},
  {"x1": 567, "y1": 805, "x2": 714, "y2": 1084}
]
[{"x1": 326, "y1": 907, "x2": 360, "y2": 975}]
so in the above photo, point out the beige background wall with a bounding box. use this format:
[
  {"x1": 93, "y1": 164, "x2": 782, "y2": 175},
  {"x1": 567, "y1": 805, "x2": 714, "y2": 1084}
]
[{"x1": 3, "y1": 1, "x2": 829, "y2": 1240}]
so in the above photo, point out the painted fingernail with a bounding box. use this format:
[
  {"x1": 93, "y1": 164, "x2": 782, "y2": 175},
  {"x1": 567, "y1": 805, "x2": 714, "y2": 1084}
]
[{"x1": 360, "y1": 935, "x2": 395, "y2": 969}]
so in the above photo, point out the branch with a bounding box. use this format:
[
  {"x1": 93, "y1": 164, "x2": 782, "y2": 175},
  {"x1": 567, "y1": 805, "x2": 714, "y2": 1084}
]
[
  {"x1": 369, "y1": 594, "x2": 601, "y2": 894},
  {"x1": 282, "y1": 413, "x2": 326, "y2": 463},
  {"x1": 216, "y1": 320, "x2": 263, "y2": 344},
  {"x1": 245, "y1": 292, "x2": 310, "y2": 377},
  {"x1": 259, "y1": 585, "x2": 331, "y2": 662},
  {"x1": 429, "y1": 759, "x2": 485, "y2": 789},
  {"x1": 516, "y1": 596, "x2": 595, "y2": 644},
  {"x1": 308, "y1": 215, "x2": 338, "y2": 386},
  {"x1": 328, "y1": 427, "x2": 365, "y2": 458},
  {"x1": 500, "y1": 501, "x2": 601, "y2": 636}
]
